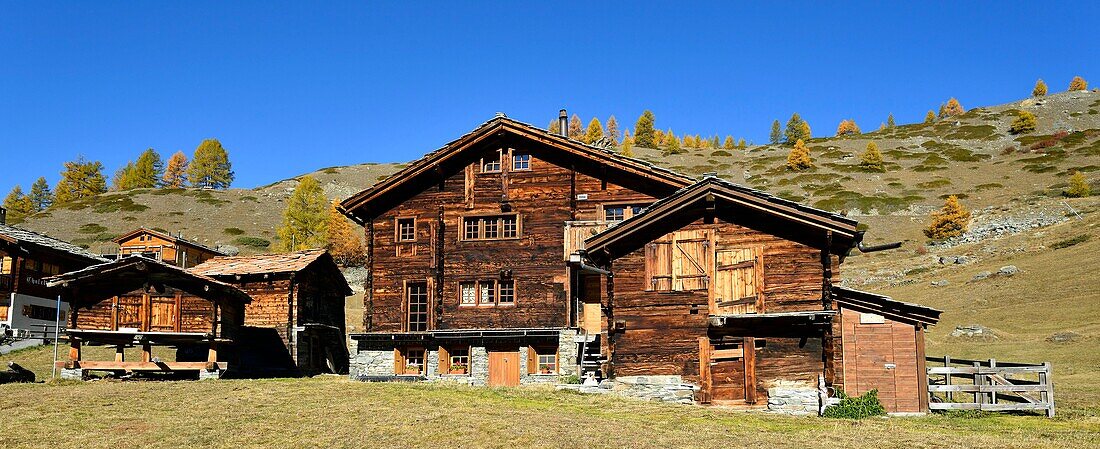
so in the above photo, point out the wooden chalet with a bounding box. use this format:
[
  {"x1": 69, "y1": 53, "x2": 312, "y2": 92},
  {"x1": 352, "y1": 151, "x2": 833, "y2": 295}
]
[
  {"x1": 580, "y1": 177, "x2": 941, "y2": 413},
  {"x1": 113, "y1": 228, "x2": 225, "y2": 268},
  {"x1": 46, "y1": 256, "x2": 251, "y2": 379},
  {"x1": 190, "y1": 249, "x2": 352, "y2": 375}
]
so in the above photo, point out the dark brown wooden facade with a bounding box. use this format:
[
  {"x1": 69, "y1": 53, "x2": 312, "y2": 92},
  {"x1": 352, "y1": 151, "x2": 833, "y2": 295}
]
[{"x1": 1, "y1": 224, "x2": 106, "y2": 324}]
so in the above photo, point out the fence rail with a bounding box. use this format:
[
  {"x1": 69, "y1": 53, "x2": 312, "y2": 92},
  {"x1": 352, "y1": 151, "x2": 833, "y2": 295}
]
[{"x1": 926, "y1": 355, "x2": 1054, "y2": 417}]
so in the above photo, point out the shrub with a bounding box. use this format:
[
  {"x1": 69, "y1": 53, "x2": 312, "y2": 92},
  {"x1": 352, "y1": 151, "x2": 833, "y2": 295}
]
[
  {"x1": 860, "y1": 142, "x2": 885, "y2": 171},
  {"x1": 1009, "y1": 111, "x2": 1037, "y2": 135},
  {"x1": 1029, "y1": 130, "x2": 1070, "y2": 152},
  {"x1": 836, "y1": 119, "x2": 861, "y2": 136},
  {"x1": 1064, "y1": 171, "x2": 1091, "y2": 197},
  {"x1": 1068, "y1": 75, "x2": 1088, "y2": 91},
  {"x1": 234, "y1": 236, "x2": 271, "y2": 248},
  {"x1": 223, "y1": 227, "x2": 245, "y2": 236},
  {"x1": 78, "y1": 223, "x2": 109, "y2": 234},
  {"x1": 1032, "y1": 79, "x2": 1048, "y2": 97},
  {"x1": 559, "y1": 374, "x2": 582, "y2": 385},
  {"x1": 1051, "y1": 234, "x2": 1089, "y2": 249},
  {"x1": 924, "y1": 195, "x2": 971, "y2": 240},
  {"x1": 822, "y1": 390, "x2": 887, "y2": 419}
]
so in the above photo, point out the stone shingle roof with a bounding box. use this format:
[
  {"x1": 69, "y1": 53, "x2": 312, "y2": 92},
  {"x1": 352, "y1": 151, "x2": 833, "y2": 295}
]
[
  {"x1": 189, "y1": 249, "x2": 329, "y2": 277},
  {"x1": 0, "y1": 224, "x2": 108, "y2": 263}
]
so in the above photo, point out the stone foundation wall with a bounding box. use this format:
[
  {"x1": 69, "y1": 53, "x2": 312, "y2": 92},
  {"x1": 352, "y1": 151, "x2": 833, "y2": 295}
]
[
  {"x1": 602, "y1": 375, "x2": 699, "y2": 404},
  {"x1": 766, "y1": 381, "x2": 820, "y2": 415}
]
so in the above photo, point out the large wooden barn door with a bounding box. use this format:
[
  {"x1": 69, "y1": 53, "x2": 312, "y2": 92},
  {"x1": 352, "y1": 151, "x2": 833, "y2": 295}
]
[
  {"x1": 148, "y1": 295, "x2": 179, "y2": 332},
  {"x1": 699, "y1": 337, "x2": 758, "y2": 405},
  {"x1": 488, "y1": 350, "x2": 520, "y2": 386},
  {"x1": 712, "y1": 247, "x2": 763, "y2": 315},
  {"x1": 115, "y1": 296, "x2": 143, "y2": 330}
]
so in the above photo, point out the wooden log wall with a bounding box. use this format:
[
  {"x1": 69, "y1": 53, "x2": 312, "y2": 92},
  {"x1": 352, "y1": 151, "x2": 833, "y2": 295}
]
[
  {"x1": 366, "y1": 149, "x2": 656, "y2": 333},
  {"x1": 74, "y1": 289, "x2": 215, "y2": 333}
]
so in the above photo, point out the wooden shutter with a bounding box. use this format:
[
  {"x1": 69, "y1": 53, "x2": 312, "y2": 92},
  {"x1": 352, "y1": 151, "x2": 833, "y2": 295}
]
[
  {"x1": 712, "y1": 247, "x2": 763, "y2": 315},
  {"x1": 645, "y1": 238, "x2": 673, "y2": 291},
  {"x1": 671, "y1": 230, "x2": 712, "y2": 291},
  {"x1": 527, "y1": 346, "x2": 538, "y2": 374},
  {"x1": 438, "y1": 346, "x2": 450, "y2": 374},
  {"x1": 394, "y1": 349, "x2": 406, "y2": 375}
]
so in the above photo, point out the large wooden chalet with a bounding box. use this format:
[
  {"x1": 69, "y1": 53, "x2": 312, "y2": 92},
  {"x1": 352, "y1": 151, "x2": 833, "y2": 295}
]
[{"x1": 340, "y1": 112, "x2": 941, "y2": 413}]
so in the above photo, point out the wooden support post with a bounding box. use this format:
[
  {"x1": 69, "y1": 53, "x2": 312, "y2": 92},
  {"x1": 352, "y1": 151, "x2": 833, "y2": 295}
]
[
  {"x1": 141, "y1": 343, "x2": 152, "y2": 363},
  {"x1": 744, "y1": 337, "x2": 757, "y2": 405},
  {"x1": 973, "y1": 361, "x2": 983, "y2": 407},
  {"x1": 114, "y1": 345, "x2": 125, "y2": 362},
  {"x1": 944, "y1": 355, "x2": 953, "y2": 402},
  {"x1": 1041, "y1": 362, "x2": 1055, "y2": 418},
  {"x1": 989, "y1": 358, "x2": 998, "y2": 405},
  {"x1": 68, "y1": 339, "x2": 81, "y2": 362},
  {"x1": 698, "y1": 337, "x2": 712, "y2": 404},
  {"x1": 207, "y1": 341, "x2": 218, "y2": 363}
]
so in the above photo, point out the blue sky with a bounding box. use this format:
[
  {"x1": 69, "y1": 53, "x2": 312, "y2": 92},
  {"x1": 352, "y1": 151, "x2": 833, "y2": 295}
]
[{"x1": 1, "y1": 2, "x2": 1097, "y2": 191}]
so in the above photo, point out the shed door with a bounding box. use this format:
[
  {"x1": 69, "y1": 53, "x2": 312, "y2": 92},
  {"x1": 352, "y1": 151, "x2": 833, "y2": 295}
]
[
  {"x1": 671, "y1": 230, "x2": 712, "y2": 291},
  {"x1": 488, "y1": 350, "x2": 520, "y2": 386},
  {"x1": 116, "y1": 296, "x2": 143, "y2": 330},
  {"x1": 712, "y1": 247, "x2": 762, "y2": 315},
  {"x1": 149, "y1": 295, "x2": 178, "y2": 332}
]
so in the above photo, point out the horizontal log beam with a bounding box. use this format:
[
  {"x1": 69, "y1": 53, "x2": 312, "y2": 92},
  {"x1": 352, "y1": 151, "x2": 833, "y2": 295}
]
[
  {"x1": 928, "y1": 384, "x2": 1047, "y2": 392},
  {"x1": 54, "y1": 361, "x2": 227, "y2": 371}
]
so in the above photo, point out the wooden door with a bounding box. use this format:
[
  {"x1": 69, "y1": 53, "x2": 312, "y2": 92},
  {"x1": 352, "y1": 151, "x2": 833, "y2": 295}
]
[
  {"x1": 116, "y1": 296, "x2": 143, "y2": 330},
  {"x1": 488, "y1": 350, "x2": 520, "y2": 386},
  {"x1": 671, "y1": 230, "x2": 712, "y2": 291},
  {"x1": 148, "y1": 295, "x2": 178, "y2": 332},
  {"x1": 712, "y1": 247, "x2": 762, "y2": 315},
  {"x1": 701, "y1": 338, "x2": 758, "y2": 404}
]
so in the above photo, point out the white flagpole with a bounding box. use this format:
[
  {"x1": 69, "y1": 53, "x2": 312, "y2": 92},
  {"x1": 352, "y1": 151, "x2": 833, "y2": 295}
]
[{"x1": 52, "y1": 294, "x2": 61, "y2": 379}]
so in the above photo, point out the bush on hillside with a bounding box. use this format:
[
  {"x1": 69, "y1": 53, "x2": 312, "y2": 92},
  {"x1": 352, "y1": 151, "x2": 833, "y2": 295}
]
[
  {"x1": 924, "y1": 195, "x2": 971, "y2": 240},
  {"x1": 786, "y1": 139, "x2": 813, "y2": 171},
  {"x1": 860, "y1": 142, "x2": 885, "y2": 171},
  {"x1": 234, "y1": 236, "x2": 271, "y2": 248},
  {"x1": 1064, "y1": 171, "x2": 1091, "y2": 198},
  {"x1": 1068, "y1": 76, "x2": 1088, "y2": 91},
  {"x1": 1009, "y1": 111, "x2": 1037, "y2": 135},
  {"x1": 822, "y1": 390, "x2": 887, "y2": 419},
  {"x1": 1032, "y1": 79, "x2": 1048, "y2": 97}
]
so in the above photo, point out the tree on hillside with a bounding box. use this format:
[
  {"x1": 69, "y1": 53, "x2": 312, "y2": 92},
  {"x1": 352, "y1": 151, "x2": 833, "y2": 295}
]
[
  {"x1": 1009, "y1": 110, "x2": 1037, "y2": 134},
  {"x1": 786, "y1": 139, "x2": 813, "y2": 171},
  {"x1": 924, "y1": 195, "x2": 970, "y2": 240},
  {"x1": 162, "y1": 151, "x2": 189, "y2": 188},
  {"x1": 663, "y1": 132, "x2": 681, "y2": 155},
  {"x1": 924, "y1": 110, "x2": 936, "y2": 124},
  {"x1": 2, "y1": 186, "x2": 35, "y2": 222},
  {"x1": 54, "y1": 156, "x2": 107, "y2": 203},
  {"x1": 1068, "y1": 76, "x2": 1088, "y2": 91},
  {"x1": 634, "y1": 110, "x2": 656, "y2": 148},
  {"x1": 887, "y1": 114, "x2": 896, "y2": 128},
  {"x1": 326, "y1": 200, "x2": 364, "y2": 266},
  {"x1": 737, "y1": 138, "x2": 747, "y2": 150},
  {"x1": 606, "y1": 115, "x2": 620, "y2": 142},
  {"x1": 131, "y1": 148, "x2": 164, "y2": 188},
  {"x1": 548, "y1": 119, "x2": 561, "y2": 135},
  {"x1": 620, "y1": 134, "x2": 635, "y2": 157},
  {"x1": 1065, "y1": 171, "x2": 1090, "y2": 198},
  {"x1": 939, "y1": 98, "x2": 965, "y2": 117},
  {"x1": 1032, "y1": 79, "x2": 1048, "y2": 97},
  {"x1": 784, "y1": 113, "x2": 810, "y2": 145},
  {"x1": 769, "y1": 120, "x2": 782, "y2": 144},
  {"x1": 29, "y1": 177, "x2": 53, "y2": 212},
  {"x1": 682, "y1": 134, "x2": 696, "y2": 149},
  {"x1": 584, "y1": 117, "x2": 604, "y2": 144},
  {"x1": 188, "y1": 139, "x2": 234, "y2": 189},
  {"x1": 112, "y1": 162, "x2": 139, "y2": 191},
  {"x1": 275, "y1": 175, "x2": 328, "y2": 251},
  {"x1": 836, "y1": 119, "x2": 861, "y2": 136},
  {"x1": 723, "y1": 136, "x2": 735, "y2": 150},
  {"x1": 568, "y1": 114, "x2": 584, "y2": 140},
  {"x1": 860, "y1": 142, "x2": 885, "y2": 172}
]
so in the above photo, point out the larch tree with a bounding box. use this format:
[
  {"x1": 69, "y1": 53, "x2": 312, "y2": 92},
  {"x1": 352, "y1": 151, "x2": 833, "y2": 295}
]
[
  {"x1": 924, "y1": 195, "x2": 971, "y2": 240},
  {"x1": 785, "y1": 139, "x2": 813, "y2": 171},
  {"x1": 567, "y1": 114, "x2": 584, "y2": 140},
  {"x1": 886, "y1": 114, "x2": 896, "y2": 128},
  {"x1": 723, "y1": 136, "x2": 735, "y2": 149},
  {"x1": 682, "y1": 134, "x2": 695, "y2": 149},
  {"x1": 1009, "y1": 110, "x2": 1037, "y2": 134},
  {"x1": 326, "y1": 200, "x2": 365, "y2": 266},
  {"x1": 584, "y1": 117, "x2": 604, "y2": 144},
  {"x1": 162, "y1": 151, "x2": 189, "y2": 188},
  {"x1": 188, "y1": 139, "x2": 234, "y2": 189},
  {"x1": 1068, "y1": 76, "x2": 1088, "y2": 91},
  {"x1": 131, "y1": 148, "x2": 164, "y2": 188},
  {"x1": 664, "y1": 132, "x2": 681, "y2": 155},
  {"x1": 769, "y1": 120, "x2": 782, "y2": 144},
  {"x1": 548, "y1": 119, "x2": 561, "y2": 135},
  {"x1": 737, "y1": 138, "x2": 747, "y2": 151},
  {"x1": 1032, "y1": 79, "x2": 1048, "y2": 97},
  {"x1": 836, "y1": 119, "x2": 861, "y2": 136},
  {"x1": 54, "y1": 156, "x2": 107, "y2": 203},
  {"x1": 924, "y1": 110, "x2": 936, "y2": 124},
  {"x1": 620, "y1": 134, "x2": 635, "y2": 157},
  {"x1": 276, "y1": 175, "x2": 329, "y2": 252},
  {"x1": 605, "y1": 115, "x2": 620, "y2": 142},
  {"x1": 941, "y1": 98, "x2": 965, "y2": 117},
  {"x1": 112, "y1": 162, "x2": 139, "y2": 191},
  {"x1": 29, "y1": 177, "x2": 53, "y2": 212},
  {"x1": 860, "y1": 142, "x2": 885, "y2": 171},
  {"x1": 634, "y1": 110, "x2": 656, "y2": 148},
  {"x1": 2, "y1": 186, "x2": 35, "y2": 222},
  {"x1": 1065, "y1": 171, "x2": 1090, "y2": 198},
  {"x1": 784, "y1": 113, "x2": 809, "y2": 145}
]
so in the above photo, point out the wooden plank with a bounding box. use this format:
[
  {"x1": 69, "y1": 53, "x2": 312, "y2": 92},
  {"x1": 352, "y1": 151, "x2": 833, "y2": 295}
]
[
  {"x1": 711, "y1": 348, "x2": 744, "y2": 360},
  {"x1": 928, "y1": 384, "x2": 1048, "y2": 392},
  {"x1": 929, "y1": 403, "x2": 1051, "y2": 411},
  {"x1": 927, "y1": 366, "x2": 1048, "y2": 374},
  {"x1": 697, "y1": 337, "x2": 711, "y2": 403},
  {"x1": 744, "y1": 336, "x2": 757, "y2": 405},
  {"x1": 59, "y1": 361, "x2": 227, "y2": 371}
]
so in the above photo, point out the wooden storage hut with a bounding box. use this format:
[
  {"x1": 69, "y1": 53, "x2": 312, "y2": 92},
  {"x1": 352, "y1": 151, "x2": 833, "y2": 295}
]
[
  {"x1": 46, "y1": 256, "x2": 251, "y2": 379},
  {"x1": 113, "y1": 228, "x2": 225, "y2": 268},
  {"x1": 190, "y1": 249, "x2": 351, "y2": 375}
]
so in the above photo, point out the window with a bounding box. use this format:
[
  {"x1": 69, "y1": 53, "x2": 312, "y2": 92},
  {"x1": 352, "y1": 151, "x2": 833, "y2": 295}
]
[
  {"x1": 449, "y1": 347, "x2": 470, "y2": 374},
  {"x1": 406, "y1": 282, "x2": 429, "y2": 332},
  {"x1": 396, "y1": 218, "x2": 416, "y2": 242},
  {"x1": 604, "y1": 206, "x2": 625, "y2": 222},
  {"x1": 537, "y1": 354, "x2": 557, "y2": 374},
  {"x1": 481, "y1": 154, "x2": 501, "y2": 172},
  {"x1": 398, "y1": 347, "x2": 425, "y2": 375},
  {"x1": 1, "y1": 257, "x2": 12, "y2": 275},
  {"x1": 459, "y1": 279, "x2": 515, "y2": 307},
  {"x1": 512, "y1": 153, "x2": 531, "y2": 171},
  {"x1": 645, "y1": 230, "x2": 713, "y2": 292},
  {"x1": 461, "y1": 215, "x2": 520, "y2": 240},
  {"x1": 528, "y1": 346, "x2": 558, "y2": 374}
]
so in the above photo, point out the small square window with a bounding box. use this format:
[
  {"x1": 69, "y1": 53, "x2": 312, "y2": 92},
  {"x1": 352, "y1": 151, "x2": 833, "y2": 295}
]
[
  {"x1": 448, "y1": 347, "x2": 470, "y2": 374},
  {"x1": 604, "y1": 206, "x2": 625, "y2": 221},
  {"x1": 479, "y1": 281, "x2": 495, "y2": 305},
  {"x1": 460, "y1": 282, "x2": 477, "y2": 306},
  {"x1": 499, "y1": 280, "x2": 514, "y2": 304},
  {"x1": 397, "y1": 218, "x2": 416, "y2": 242},
  {"x1": 537, "y1": 352, "x2": 557, "y2": 374},
  {"x1": 482, "y1": 155, "x2": 501, "y2": 173},
  {"x1": 501, "y1": 216, "x2": 518, "y2": 238},
  {"x1": 404, "y1": 348, "x2": 425, "y2": 375},
  {"x1": 512, "y1": 153, "x2": 531, "y2": 171}
]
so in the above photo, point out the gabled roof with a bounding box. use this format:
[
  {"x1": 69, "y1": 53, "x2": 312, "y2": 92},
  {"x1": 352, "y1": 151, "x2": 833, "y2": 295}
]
[
  {"x1": 582, "y1": 177, "x2": 863, "y2": 264},
  {"x1": 190, "y1": 249, "x2": 352, "y2": 295},
  {"x1": 832, "y1": 286, "x2": 941, "y2": 326},
  {"x1": 338, "y1": 115, "x2": 697, "y2": 222},
  {"x1": 113, "y1": 227, "x2": 226, "y2": 256},
  {"x1": 0, "y1": 224, "x2": 108, "y2": 264},
  {"x1": 45, "y1": 255, "x2": 251, "y2": 307}
]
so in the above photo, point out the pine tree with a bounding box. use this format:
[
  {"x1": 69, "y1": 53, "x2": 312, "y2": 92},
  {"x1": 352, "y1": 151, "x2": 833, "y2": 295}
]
[
  {"x1": 786, "y1": 139, "x2": 813, "y2": 171},
  {"x1": 769, "y1": 120, "x2": 782, "y2": 144},
  {"x1": 1009, "y1": 110, "x2": 1037, "y2": 134},
  {"x1": 620, "y1": 135, "x2": 635, "y2": 157},
  {"x1": 606, "y1": 115, "x2": 620, "y2": 142},
  {"x1": 924, "y1": 195, "x2": 971, "y2": 239},
  {"x1": 2, "y1": 186, "x2": 35, "y2": 222},
  {"x1": 1032, "y1": 79, "x2": 1048, "y2": 97},
  {"x1": 188, "y1": 139, "x2": 234, "y2": 189},
  {"x1": 634, "y1": 110, "x2": 656, "y2": 148},
  {"x1": 860, "y1": 142, "x2": 885, "y2": 172},
  {"x1": 548, "y1": 119, "x2": 561, "y2": 135},
  {"x1": 1065, "y1": 171, "x2": 1090, "y2": 198},
  {"x1": 584, "y1": 117, "x2": 604, "y2": 144},
  {"x1": 162, "y1": 151, "x2": 189, "y2": 188},
  {"x1": 326, "y1": 200, "x2": 365, "y2": 266},
  {"x1": 723, "y1": 136, "x2": 735, "y2": 149},
  {"x1": 664, "y1": 132, "x2": 681, "y2": 155},
  {"x1": 941, "y1": 98, "x2": 965, "y2": 117},
  {"x1": 800, "y1": 120, "x2": 812, "y2": 140},
  {"x1": 276, "y1": 175, "x2": 329, "y2": 251},
  {"x1": 710, "y1": 136, "x2": 720, "y2": 148},
  {"x1": 836, "y1": 119, "x2": 861, "y2": 136},
  {"x1": 924, "y1": 110, "x2": 936, "y2": 124},
  {"x1": 785, "y1": 113, "x2": 810, "y2": 145},
  {"x1": 29, "y1": 177, "x2": 53, "y2": 212},
  {"x1": 54, "y1": 156, "x2": 107, "y2": 203},
  {"x1": 568, "y1": 114, "x2": 584, "y2": 140},
  {"x1": 112, "y1": 162, "x2": 139, "y2": 191},
  {"x1": 130, "y1": 148, "x2": 163, "y2": 188},
  {"x1": 1068, "y1": 76, "x2": 1088, "y2": 91},
  {"x1": 737, "y1": 138, "x2": 747, "y2": 151},
  {"x1": 886, "y1": 114, "x2": 896, "y2": 128}
]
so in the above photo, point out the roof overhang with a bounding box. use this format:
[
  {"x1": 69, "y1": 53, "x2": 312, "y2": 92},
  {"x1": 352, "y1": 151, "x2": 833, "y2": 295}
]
[
  {"x1": 46, "y1": 256, "x2": 251, "y2": 308},
  {"x1": 832, "y1": 286, "x2": 941, "y2": 326}
]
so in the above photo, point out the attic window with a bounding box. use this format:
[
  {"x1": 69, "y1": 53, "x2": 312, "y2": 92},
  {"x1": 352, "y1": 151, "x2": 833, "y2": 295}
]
[
  {"x1": 461, "y1": 215, "x2": 519, "y2": 240},
  {"x1": 481, "y1": 154, "x2": 502, "y2": 173},
  {"x1": 396, "y1": 218, "x2": 416, "y2": 242},
  {"x1": 512, "y1": 153, "x2": 531, "y2": 171}
]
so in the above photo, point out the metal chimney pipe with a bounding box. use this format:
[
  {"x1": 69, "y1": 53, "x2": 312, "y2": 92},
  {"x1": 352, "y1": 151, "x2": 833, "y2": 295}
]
[{"x1": 559, "y1": 109, "x2": 568, "y2": 137}]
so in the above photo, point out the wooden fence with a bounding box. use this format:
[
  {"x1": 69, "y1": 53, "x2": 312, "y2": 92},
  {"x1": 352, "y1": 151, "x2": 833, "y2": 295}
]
[{"x1": 926, "y1": 355, "x2": 1054, "y2": 417}]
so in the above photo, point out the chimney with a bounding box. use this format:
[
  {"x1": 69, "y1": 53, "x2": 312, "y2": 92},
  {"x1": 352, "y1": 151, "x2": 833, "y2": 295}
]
[
  {"x1": 558, "y1": 109, "x2": 568, "y2": 137},
  {"x1": 0, "y1": 206, "x2": 6, "y2": 225}
]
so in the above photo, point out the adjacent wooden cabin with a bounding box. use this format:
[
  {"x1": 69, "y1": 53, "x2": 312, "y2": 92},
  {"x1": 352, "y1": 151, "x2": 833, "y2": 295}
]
[
  {"x1": 191, "y1": 249, "x2": 352, "y2": 375},
  {"x1": 113, "y1": 228, "x2": 225, "y2": 268}
]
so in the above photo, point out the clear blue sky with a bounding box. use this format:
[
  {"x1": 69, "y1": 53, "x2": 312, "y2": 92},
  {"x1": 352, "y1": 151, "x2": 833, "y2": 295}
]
[{"x1": 2, "y1": 2, "x2": 1097, "y2": 191}]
